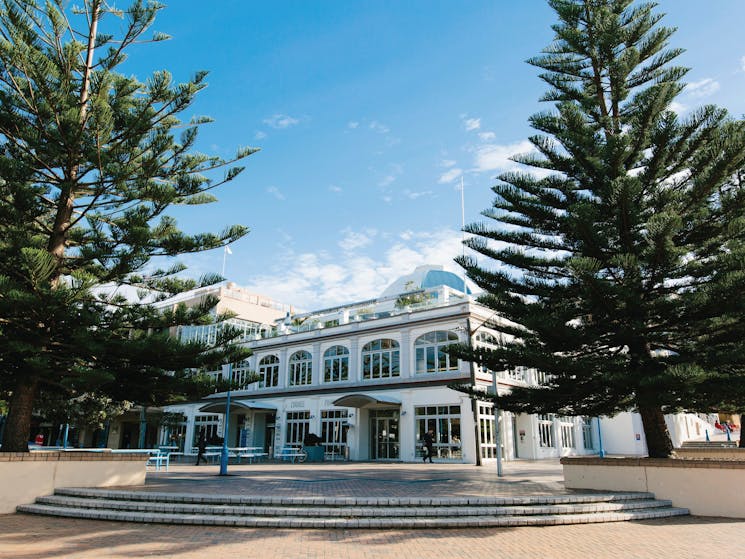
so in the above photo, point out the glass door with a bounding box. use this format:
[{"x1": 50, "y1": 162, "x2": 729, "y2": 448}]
[{"x1": 370, "y1": 409, "x2": 400, "y2": 460}]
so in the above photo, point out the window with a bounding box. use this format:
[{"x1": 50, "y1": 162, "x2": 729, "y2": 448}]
[
  {"x1": 194, "y1": 414, "x2": 220, "y2": 447},
  {"x1": 559, "y1": 417, "x2": 574, "y2": 449},
  {"x1": 414, "y1": 405, "x2": 462, "y2": 460},
  {"x1": 538, "y1": 414, "x2": 554, "y2": 448},
  {"x1": 258, "y1": 355, "x2": 280, "y2": 388},
  {"x1": 474, "y1": 331, "x2": 501, "y2": 348},
  {"x1": 362, "y1": 339, "x2": 400, "y2": 379},
  {"x1": 415, "y1": 331, "x2": 459, "y2": 374},
  {"x1": 288, "y1": 350, "x2": 312, "y2": 386},
  {"x1": 232, "y1": 360, "x2": 252, "y2": 388},
  {"x1": 321, "y1": 409, "x2": 348, "y2": 459},
  {"x1": 581, "y1": 417, "x2": 594, "y2": 450},
  {"x1": 477, "y1": 402, "x2": 498, "y2": 460},
  {"x1": 285, "y1": 411, "x2": 310, "y2": 445},
  {"x1": 323, "y1": 346, "x2": 349, "y2": 383}
]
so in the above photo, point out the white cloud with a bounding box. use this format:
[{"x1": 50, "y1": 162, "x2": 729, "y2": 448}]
[
  {"x1": 463, "y1": 117, "x2": 481, "y2": 131},
  {"x1": 263, "y1": 114, "x2": 300, "y2": 129},
  {"x1": 685, "y1": 78, "x2": 720, "y2": 98},
  {"x1": 404, "y1": 190, "x2": 434, "y2": 200},
  {"x1": 329, "y1": 184, "x2": 343, "y2": 193},
  {"x1": 266, "y1": 186, "x2": 286, "y2": 200},
  {"x1": 472, "y1": 140, "x2": 535, "y2": 173},
  {"x1": 369, "y1": 121, "x2": 390, "y2": 134},
  {"x1": 378, "y1": 175, "x2": 396, "y2": 187},
  {"x1": 243, "y1": 228, "x2": 470, "y2": 309},
  {"x1": 376, "y1": 163, "x2": 403, "y2": 188},
  {"x1": 478, "y1": 131, "x2": 496, "y2": 141},
  {"x1": 438, "y1": 168, "x2": 463, "y2": 184},
  {"x1": 441, "y1": 159, "x2": 457, "y2": 168},
  {"x1": 741, "y1": 55, "x2": 745, "y2": 72},
  {"x1": 254, "y1": 131, "x2": 267, "y2": 140},
  {"x1": 338, "y1": 229, "x2": 376, "y2": 252},
  {"x1": 348, "y1": 121, "x2": 359, "y2": 129},
  {"x1": 669, "y1": 101, "x2": 687, "y2": 115}
]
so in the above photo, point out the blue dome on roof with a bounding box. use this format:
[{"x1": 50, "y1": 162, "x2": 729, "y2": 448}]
[
  {"x1": 380, "y1": 265, "x2": 471, "y2": 297},
  {"x1": 421, "y1": 269, "x2": 470, "y2": 294}
]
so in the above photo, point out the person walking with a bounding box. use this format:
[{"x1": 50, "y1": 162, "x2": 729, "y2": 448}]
[
  {"x1": 195, "y1": 431, "x2": 207, "y2": 465},
  {"x1": 423, "y1": 429, "x2": 435, "y2": 463}
]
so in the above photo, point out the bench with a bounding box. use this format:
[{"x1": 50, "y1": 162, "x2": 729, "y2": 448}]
[
  {"x1": 146, "y1": 452, "x2": 170, "y2": 472},
  {"x1": 277, "y1": 447, "x2": 307, "y2": 463},
  {"x1": 238, "y1": 452, "x2": 269, "y2": 463}
]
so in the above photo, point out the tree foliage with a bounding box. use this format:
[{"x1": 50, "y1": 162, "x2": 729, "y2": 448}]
[
  {"x1": 0, "y1": 0, "x2": 256, "y2": 451},
  {"x1": 451, "y1": 0, "x2": 745, "y2": 457}
]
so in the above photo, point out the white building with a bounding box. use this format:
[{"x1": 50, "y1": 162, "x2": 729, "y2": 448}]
[{"x1": 161, "y1": 267, "x2": 711, "y2": 462}]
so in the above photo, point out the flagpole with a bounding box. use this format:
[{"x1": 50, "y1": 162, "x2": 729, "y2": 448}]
[
  {"x1": 222, "y1": 246, "x2": 229, "y2": 278},
  {"x1": 460, "y1": 175, "x2": 468, "y2": 295}
]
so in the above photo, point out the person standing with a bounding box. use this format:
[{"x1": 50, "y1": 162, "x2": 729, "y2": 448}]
[
  {"x1": 195, "y1": 432, "x2": 207, "y2": 465},
  {"x1": 423, "y1": 429, "x2": 435, "y2": 463}
]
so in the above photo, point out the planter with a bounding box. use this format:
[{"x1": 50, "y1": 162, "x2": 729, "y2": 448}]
[
  {"x1": 0, "y1": 451, "x2": 147, "y2": 514},
  {"x1": 562, "y1": 455, "x2": 745, "y2": 518}
]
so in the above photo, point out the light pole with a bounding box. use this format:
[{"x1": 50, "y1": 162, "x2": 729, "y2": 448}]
[
  {"x1": 219, "y1": 363, "x2": 233, "y2": 476},
  {"x1": 492, "y1": 370, "x2": 504, "y2": 477},
  {"x1": 596, "y1": 417, "x2": 606, "y2": 458}
]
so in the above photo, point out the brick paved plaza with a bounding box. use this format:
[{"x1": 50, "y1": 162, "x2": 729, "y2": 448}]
[{"x1": 2, "y1": 460, "x2": 743, "y2": 558}]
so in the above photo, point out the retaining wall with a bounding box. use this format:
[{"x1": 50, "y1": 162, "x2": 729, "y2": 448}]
[
  {"x1": 562, "y1": 456, "x2": 745, "y2": 518},
  {"x1": 0, "y1": 451, "x2": 147, "y2": 514}
]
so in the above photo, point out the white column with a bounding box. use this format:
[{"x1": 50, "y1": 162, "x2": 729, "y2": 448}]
[
  {"x1": 278, "y1": 347, "x2": 289, "y2": 389},
  {"x1": 399, "y1": 328, "x2": 412, "y2": 378},
  {"x1": 349, "y1": 338, "x2": 360, "y2": 381},
  {"x1": 312, "y1": 342, "x2": 322, "y2": 386}
]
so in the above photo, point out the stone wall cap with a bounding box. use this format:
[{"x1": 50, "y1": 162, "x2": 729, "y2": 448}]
[
  {"x1": 561, "y1": 456, "x2": 745, "y2": 469},
  {"x1": 0, "y1": 451, "x2": 148, "y2": 462}
]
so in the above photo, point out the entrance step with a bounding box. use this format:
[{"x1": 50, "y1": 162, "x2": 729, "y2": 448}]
[{"x1": 18, "y1": 488, "x2": 688, "y2": 528}]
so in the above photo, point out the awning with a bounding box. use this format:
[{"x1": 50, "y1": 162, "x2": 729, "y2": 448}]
[
  {"x1": 198, "y1": 400, "x2": 277, "y2": 414},
  {"x1": 332, "y1": 393, "x2": 401, "y2": 409}
]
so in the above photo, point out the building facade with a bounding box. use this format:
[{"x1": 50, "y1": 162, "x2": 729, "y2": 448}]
[{"x1": 162, "y1": 271, "x2": 604, "y2": 463}]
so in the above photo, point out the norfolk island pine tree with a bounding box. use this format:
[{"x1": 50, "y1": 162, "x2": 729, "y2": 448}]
[
  {"x1": 0, "y1": 0, "x2": 256, "y2": 452},
  {"x1": 449, "y1": 0, "x2": 745, "y2": 458}
]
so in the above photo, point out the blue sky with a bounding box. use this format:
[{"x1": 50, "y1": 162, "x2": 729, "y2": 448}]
[{"x1": 120, "y1": 1, "x2": 745, "y2": 310}]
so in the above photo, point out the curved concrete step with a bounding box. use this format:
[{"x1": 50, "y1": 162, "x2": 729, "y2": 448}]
[
  {"x1": 17, "y1": 502, "x2": 690, "y2": 528},
  {"x1": 54, "y1": 487, "x2": 657, "y2": 506},
  {"x1": 34, "y1": 494, "x2": 676, "y2": 518}
]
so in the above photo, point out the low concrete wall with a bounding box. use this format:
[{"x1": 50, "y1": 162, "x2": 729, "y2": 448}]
[
  {"x1": 0, "y1": 451, "x2": 147, "y2": 514},
  {"x1": 562, "y1": 456, "x2": 745, "y2": 518},
  {"x1": 675, "y1": 447, "x2": 745, "y2": 460}
]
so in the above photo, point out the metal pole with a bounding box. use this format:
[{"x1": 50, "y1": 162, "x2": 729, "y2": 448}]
[
  {"x1": 63, "y1": 423, "x2": 69, "y2": 449},
  {"x1": 492, "y1": 372, "x2": 503, "y2": 477},
  {"x1": 219, "y1": 363, "x2": 233, "y2": 476},
  {"x1": 596, "y1": 417, "x2": 606, "y2": 458}
]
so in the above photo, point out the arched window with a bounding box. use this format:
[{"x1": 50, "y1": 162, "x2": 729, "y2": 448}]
[
  {"x1": 258, "y1": 355, "x2": 280, "y2": 388},
  {"x1": 362, "y1": 339, "x2": 400, "y2": 379},
  {"x1": 415, "y1": 330, "x2": 459, "y2": 374},
  {"x1": 288, "y1": 350, "x2": 312, "y2": 386},
  {"x1": 474, "y1": 331, "x2": 501, "y2": 349},
  {"x1": 324, "y1": 345, "x2": 349, "y2": 383}
]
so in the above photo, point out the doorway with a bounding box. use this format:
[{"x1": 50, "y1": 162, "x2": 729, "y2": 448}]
[{"x1": 370, "y1": 409, "x2": 400, "y2": 460}]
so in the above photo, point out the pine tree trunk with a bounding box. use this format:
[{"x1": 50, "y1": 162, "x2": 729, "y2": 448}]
[
  {"x1": 2, "y1": 378, "x2": 39, "y2": 452},
  {"x1": 639, "y1": 405, "x2": 674, "y2": 458}
]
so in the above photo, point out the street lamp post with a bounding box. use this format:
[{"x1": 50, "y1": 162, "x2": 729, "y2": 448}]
[
  {"x1": 596, "y1": 417, "x2": 606, "y2": 458},
  {"x1": 219, "y1": 363, "x2": 233, "y2": 476},
  {"x1": 492, "y1": 370, "x2": 503, "y2": 477}
]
